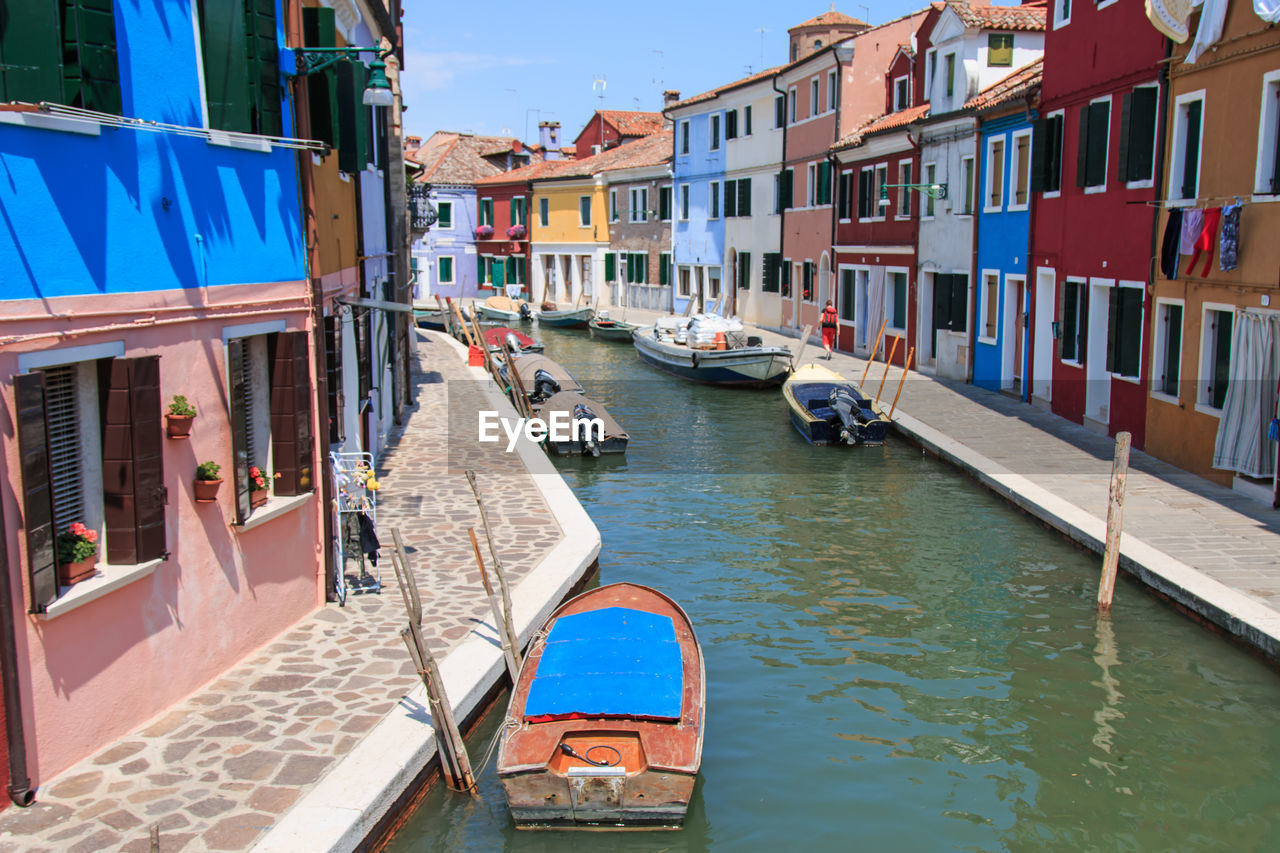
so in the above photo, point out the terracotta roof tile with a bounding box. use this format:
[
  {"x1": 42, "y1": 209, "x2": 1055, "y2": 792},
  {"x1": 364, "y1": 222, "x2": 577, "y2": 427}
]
[
  {"x1": 597, "y1": 110, "x2": 666, "y2": 137},
  {"x1": 833, "y1": 103, "x2": 930, "y2": 149},
  {"x1": 668, "y1": 66, "x2": 785, "y2": 110},
  {"x1": 791, "y1": 10, "x2": 868, "y2": 29},
  {"x1": 963, "y1": 57, "x2": 1042, "y2": 112},
  {"x1": 412, "y1": 131, "x2": 528, "y2": 185},
  {"x1": 477, "y1": 131, "x2": 673, "y2": 185},
  {"x1": 949, "y1": 0, "x2": 1047, "y2": 32}
]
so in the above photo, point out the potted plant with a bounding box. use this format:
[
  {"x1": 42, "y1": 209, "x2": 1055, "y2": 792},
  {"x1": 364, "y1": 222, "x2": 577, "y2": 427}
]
[
  {"x1": 475, "y1": 224, "x2": 494, "y2": 240},
  {"x1": 249, "y1": 465, "x2": 272, "y2": 509},
  {"x1": 56, "y1": 522, "x2": 99, "y2": 586},
  {"x1": 166, "y1": 395, "x2": 197, "y2": 439},
  {"x1": 506, "y1": 224, "x2": 527, "y2": 240},
  {"x1": 194, "y1": 461, "x2": 222, "y2": 503}
]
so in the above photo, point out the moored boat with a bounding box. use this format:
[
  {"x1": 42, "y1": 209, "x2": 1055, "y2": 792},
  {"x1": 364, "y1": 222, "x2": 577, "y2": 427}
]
[
  {"x1": 536, "y1": 303, "x2": 593, "y2": 328},
  {"x1": 533, "y1": 391, "x2": 629, "y2": 456},
  {"x1": 501, "y1": 353, "x2": 585, "y2": 406},
  {"x1": 497, "y1": 583, "x2": 704, "y2": 829},
  {"x1": 413, "y1": 301, "x2": 446, "y2": 331},
  {"x1": 479, "y1": 294, "x2": 532, "y2": 323},
  {"x1": 782, "y1": 363, "x2": 890, "y2": 445},
  {"x1": 588, "y1": 313, "x2": 641, "y2": 342},
  {"x1": 632, "y1": 317, "x2": 791, "y2": 388},
  {"x1": 483, "y1": 326, "x2": 543, "y2": 354}
]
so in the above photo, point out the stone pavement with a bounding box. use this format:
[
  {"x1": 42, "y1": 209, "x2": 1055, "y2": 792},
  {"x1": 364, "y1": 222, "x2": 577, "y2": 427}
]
[{"x1": 0, "y1": 331, "x2": 563, "y2": 852}]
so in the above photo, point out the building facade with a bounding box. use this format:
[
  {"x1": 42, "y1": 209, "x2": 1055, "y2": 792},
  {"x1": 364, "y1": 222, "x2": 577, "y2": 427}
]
[{"x1": 599, "y1": 132, "x2": 675, "y2": 313}]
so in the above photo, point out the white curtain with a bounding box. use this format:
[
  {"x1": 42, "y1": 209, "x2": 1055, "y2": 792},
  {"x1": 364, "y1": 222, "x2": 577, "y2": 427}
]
[
  {"x1": 1256, "y1": 0, "x2": 1280, "y2": 24},
  {"x1": 1213, "y1": 310, "x2": 1280, "y2": 478},
  {"x1": 867, "y1": 267, "x2": 886, "y2": 352}
]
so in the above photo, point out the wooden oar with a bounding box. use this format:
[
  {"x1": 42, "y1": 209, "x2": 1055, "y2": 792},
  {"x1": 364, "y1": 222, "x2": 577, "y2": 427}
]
[
  {"x1": 791, "y1": 324, "x2": 814, "y2": 372},
  {"x1": 876, "y1": 336, "x2": 900, "y2": 403},
  {"x1": 888, "y1": 347, "x2": 915, "y2": 419},
  {"x1": 860, "y1": 319, "x2": 888, "y2": 386}
]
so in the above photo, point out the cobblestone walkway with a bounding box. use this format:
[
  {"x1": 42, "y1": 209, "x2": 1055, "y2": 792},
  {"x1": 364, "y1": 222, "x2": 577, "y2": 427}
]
[{"x1": 0, "y1": 331, "x2": 561, "y2": 852}]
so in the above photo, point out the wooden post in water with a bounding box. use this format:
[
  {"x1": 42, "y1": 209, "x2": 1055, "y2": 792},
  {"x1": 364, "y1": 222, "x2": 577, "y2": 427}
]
[
  {"x1": 503, "y1": 342, "x2": 533, "y2": 419},
  {"x1": 791, "y1": 324, "x2": 814, "y2": 371},
  {"x1": 875, "y1": 336, "x2": 900, "y2": 403},
  {"x1": 888, "y1": 347, "x2": 915, "y2": 419},
  {"x1": 453, "y1": 301, "x2": 476, "y2": 348},
  {"x1": 465, "y1": 470, "x2": 522, "y2": 672},
  {"x1": 859, "y1": 319, "x2": 889, "y2": 386},
  {"x1": 469, "y1": 313, "x2": 500, "y2": 384},
  {"x1": 390, "y1": 528, "x2": 477, "y2": 792},
  {"x1": 1097, "y1": 432, "x2": 1131, "y2": 612},
  {"x1": 469, "y1": 527, "x2": 520, "y2": 681}
]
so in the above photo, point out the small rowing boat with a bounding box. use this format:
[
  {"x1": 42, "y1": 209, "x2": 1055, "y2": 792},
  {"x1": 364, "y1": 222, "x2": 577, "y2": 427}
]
[
  {"x1": 589, "y1": 312, "x2": 640, "y2": 342},
  {"x1": 479, "y1": 294, "x2": 532, "y2": 323},
  {"x1": 497, "y1": 583, "x2": 704, "y2": 829},
  {"x1": 536, "y1": 303, "x2": 593, "y2": 329},
  {"x1": 483, "y1": 326, "x2": 543, "y2": 354},
  {"x1": 782, "y1": 363, "x2": 890, "y2": 445}
]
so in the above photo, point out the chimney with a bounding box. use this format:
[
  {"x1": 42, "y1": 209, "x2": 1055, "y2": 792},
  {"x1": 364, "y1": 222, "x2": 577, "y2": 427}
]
[
  {"x1": 539, "y1": 121, "x2": 562, "y2": 160},
  {"x1": 512, "y1": 138, "x2": 523, "y2": 154},
  {"x1": 663, "y1": 90, "x2": 680, "y2": 107}
]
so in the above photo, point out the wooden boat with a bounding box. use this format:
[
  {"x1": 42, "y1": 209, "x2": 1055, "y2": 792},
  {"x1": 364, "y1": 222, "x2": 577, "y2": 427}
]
[
  {"x1": 479, "y1": 294, "x2": 532, "y2": 323},
  {"x1": 534, "y1": 391, "x2": 628, "y2": 456},
  {"x1": 502, "y1": 353, "x2": 585, "y2": 405},
  {"x1": 536, "y1": 303, "x2": 593, "y2": 329},
  {"x1": 589, "y1": 313, "x2": 641, "y2": 342},
  {"x1": 632, "y1": 324, "x2": 792, "y2": 388},
  {"x1": 497, "y1": 583, "x2": 704, "y2": 829},
  {"x1": 413, "y1": 301, "x2": 446, "y2": 331},
  {"x1": 782, "y1": 363, "x2": 890, "y2": 446},
  {"x1": 483, "y1": 326, "x2": 543, "y2": 354}
]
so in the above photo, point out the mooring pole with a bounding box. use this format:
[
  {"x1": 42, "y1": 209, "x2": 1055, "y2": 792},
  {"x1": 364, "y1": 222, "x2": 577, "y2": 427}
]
[
  {"x1": 875, "y1": 336, "x2": 900, "y2": 403},
  {"x1": 888, "y1": 347, "x2": 915, "y2": 419},
  {"x1": 859, "y1": 319, "x2": 888, "y2": 387},
  {"x1": 469, "y1": 527, "x2": 520, "y2": 681},
  {"x1": 1097, "y1": 431, "x2": 1132, "y2": 612},
  {"x1": 465, "y1": 470, "x2": 522, "y2": 673}
]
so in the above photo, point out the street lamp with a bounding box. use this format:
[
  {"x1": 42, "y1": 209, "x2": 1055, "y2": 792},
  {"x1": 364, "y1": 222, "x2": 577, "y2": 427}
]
[
  {"x1": 295, "y1": 46, "x2": 395, "y2": 108},
  {"x1": 879, "y1": 182, "x2": 947, "y2": 208}
]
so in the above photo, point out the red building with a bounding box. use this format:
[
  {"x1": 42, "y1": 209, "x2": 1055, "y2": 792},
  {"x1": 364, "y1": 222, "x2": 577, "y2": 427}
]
[
  {"x1": 474, "y1": 160, "x2": 566, "y2": 296},
  {"x1": 572, "y1": 110, "x2": 666, "y2": 157},
  {"x1": 1030, "y1": 0, "x2": 1165, "y2": 446}
]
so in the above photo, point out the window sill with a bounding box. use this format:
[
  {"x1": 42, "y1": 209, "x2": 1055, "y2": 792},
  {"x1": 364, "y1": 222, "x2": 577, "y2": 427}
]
[
  {"x1": 38, "y1": 558, "x2": 165, "y2": 620},
  {"x1": 1150, "y1": 390, "x2": 1180, "y2": 406},
  {"x1": 1194, "y1": 403, "x2": 1224, "y2": 419},
  {"x1": 1060, "y1": 358, "x2": 1084, "y2": 369},
  {"x1": 208, "y1": 131, "x2": 271, "y2": 153},
  {"x1": 1249, "y1": 193, "x2": 1280, "y2": 204},
  {"x1": 1083, "y1": 184, "x2": 1107, "y2": 195},
  {"x1": 1008, "y1": 203, "x2": 1030, "y2": 213},
  {"x1": 977, "y1": 335, "x2": 999, "y2": 346},
  {"x1": 1125, "y1": 179, "x2": 1154, "y2": 191},
  {"x1": 1111, "y1": 372, "x2": 1142, "y2": 385},
  {"x1": 233, "y1": 493, "x2": 313, "y2": 533},
  {"x1": 0, "y1": 110, "x2": 101, "y2": 136},
  {"x1": 1042, "y1": 190, "x2": 1061, "y2": 200}
]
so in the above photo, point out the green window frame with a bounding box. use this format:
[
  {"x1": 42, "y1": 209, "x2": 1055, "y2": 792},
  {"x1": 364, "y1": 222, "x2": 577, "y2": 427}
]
[
  {"x1": 479, "y1": 199, "x2": 494, "y2": 227},
  {"x1": 438, "y1": 255, "x2": 454, "y2": 284},
  {"x1": 437, "y1": 201, "x2": 453, "y2": 228},
  {"x1": 987, "y1": 33, "x2": 1013, "y2": 67},
  {"x1": 200, "y1": 0, "x2": 282, "y2": 136},
  {"x1": 0, "y1": 0, "x2": 121, "y2": 114},
  {"x1": 511, "y1": 197, "x2": 526, "y2": 226}
]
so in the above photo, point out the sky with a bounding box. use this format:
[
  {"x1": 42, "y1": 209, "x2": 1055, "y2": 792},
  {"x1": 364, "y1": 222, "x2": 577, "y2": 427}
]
[{"x1": 398, "y1": 0, "x2": 938, "y2": 146}]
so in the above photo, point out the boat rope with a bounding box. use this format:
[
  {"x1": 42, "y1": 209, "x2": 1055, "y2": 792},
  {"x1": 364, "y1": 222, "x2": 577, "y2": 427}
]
[
  {"x1": 559, "y1": 743, "x2": 622, "y2": 767},
  {"x1": 478, "y1": 717, "x2": 521, "y2": 772}
]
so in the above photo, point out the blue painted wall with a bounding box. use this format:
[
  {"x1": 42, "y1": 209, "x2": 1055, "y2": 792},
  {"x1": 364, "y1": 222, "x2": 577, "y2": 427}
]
[
  {"x1": 0, "y1": 0, "x2": 304, "y2": 301},
  {"x1": 974, "y1": 112, "x2": 1033, "y2": 393},
  {"x1": 413, "y1": 187, "x2": 477, "y2": 299},
  {"x1": 671, "y1": 108, "x2": 726, "y2": 313}
]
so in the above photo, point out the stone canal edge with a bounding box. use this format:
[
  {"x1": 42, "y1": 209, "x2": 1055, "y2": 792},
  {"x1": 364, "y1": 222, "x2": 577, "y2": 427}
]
[{"x1": 250, "y1": 332, "x2": 601, "y2": 853}]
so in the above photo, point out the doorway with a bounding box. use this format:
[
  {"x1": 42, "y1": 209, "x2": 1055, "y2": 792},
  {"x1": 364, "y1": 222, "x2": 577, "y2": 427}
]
[
  {"x1": 1033, "y1": 268, "x2": 1054, "y2": 402},
  {"x1": 1004, "y1": 275, "x2": 1025, "y2": 393},
  {"x1": 1085, "y1": 279, "x2": 1113, "y2": 425}
]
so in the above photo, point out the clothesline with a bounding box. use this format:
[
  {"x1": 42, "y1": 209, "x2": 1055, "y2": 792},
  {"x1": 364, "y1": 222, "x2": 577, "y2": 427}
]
[{"x1": 1133, "y1": 193, "x2": 1257, "y2": 209}]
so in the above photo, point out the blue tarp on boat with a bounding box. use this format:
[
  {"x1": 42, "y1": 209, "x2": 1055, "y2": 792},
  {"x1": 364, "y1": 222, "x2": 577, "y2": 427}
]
[{"x1": 524, "y1": 607, "x2": 683, "y2": 720}]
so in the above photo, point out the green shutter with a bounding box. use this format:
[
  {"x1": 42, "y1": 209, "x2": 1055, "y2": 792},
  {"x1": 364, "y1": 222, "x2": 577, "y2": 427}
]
[
  {"x1": 337, "y1": 59, "x2": 370, "y2": 173},
  {"x1": 605, "y1": 252, "x2": 615, "y2": 282},
  {"x1": 61, "y1": 0, "x2": 121, "y2": 114},
  {"x1": 244, "y1": 0, "x2": 281, "y2": 136},
  {"x1": 739, "y1": 178, "x2": 751, "y2": 215},
  {"x1": 659, "y1": 253, "x2": 669, "y2": 285},
  {"x1": 1127, "y1": 87, "x2": 1157, "y2": 182},
  {"x1": 1118, "y1": 288, "x2": 1142, "y2": 378},
  {"x1": 494, "y1": 258, "x2": 505, "y2": 287},
  {"x1": 1105, "y1": 286, "x2": 1120, "y2": 374},
  {"x1": 1061, "y1": 282, "x2": 1078, "y2": 361},
  {"x1": 1163, "y1": 304, "x2": 1182, "y2": 396},
  {"x1": 0, "y1": 1, "x2": 63, "y2": 105},
  {"x1": 438, "y1": 201, "x2": 452, "y2": 228},
  {"x1": 302, "y1": 6, "x2": 338, "y2": 147},
  {"x1": 1212, "y1": 311, "x2": 1232, "y2": 409},
  {"x1": 1182, "y1": 100, "x2": 1202, "y2": 201},
  {"x1": 198, "y1": 0, "x2": 253, "y2": 132}
]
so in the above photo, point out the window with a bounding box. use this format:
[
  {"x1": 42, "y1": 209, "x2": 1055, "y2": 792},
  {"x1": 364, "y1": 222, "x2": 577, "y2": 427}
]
[
  {"x1": 609, "y1": 189, "x2": 619, "y2": 222},
  {"x1": 438, "y1": 255, "x2": 454, "y2": 284},
  {"x1": 776, "y1": 168, "x2": 794, "y2": 213},
  {"x1": 578, "y1": 196, "x2": 591, "y2": 227},
  {"x1": 437, "y1": 201, "x2": 453, "y2": 229},
  {"x1": 630, "y1": 187, "x2": 649, "y2": 222},
  {"x1": 0, "y1": 0, "x2": 123, "y2": 114},
  {"x1": 1168, "y1": 91, "x2": 1204, "y2": 202},
  {"x1": 923, "y1": 164, "x2": 937, "y2": 217},
  {"x1": 711, "y1": 113, "x2": 721, "y2": 150},
  {"x1": 511, "y1": 196, "x2": 526, "y2": 226},
  {"x1": 681, "y1": 120, "x2": 690, "y2": 154},
  {"x1": 1119, "y1": 86, "x2": 1159, "y2": 185},
  {"x1": 737, "y1": 252, "x2": 752, "y2": 289},
  {"x1": 838, "y1": 170, "x2": 853, "y2": 220},
  {"x1": 1011, "y1": 131, "x2": 1031, "y2": 209},
  {"x1": 894, "y1": 76, "x2": 909, "y2": 111},
  {"x1": 323, "y1": 315, "x2": 344, "y2": 445},
  {"x1": 1077, "y1": 98, "x2": 1111, "y2": 190},
  {"x1": 1054, "y1": 0, "x2": 1071, "y2": 29},
  {"x1": 811, "y1": 78, "x2": 820, "y2": 117},
  {"x1": 680, "y1": 184, "x2": 690, "y2": 220},
  {"x1": 738, "y1": 177, "x2": 752, "y2": 216},
  {"x1": 605, "y1": 252, "x2": 617, "y2": 283},
  {"x1": 744, "y1": 104, "x2": 753, "y2": 136},
  {"x1": 509, "y1": 255, "x2": 526, "y2": 285},
  {"x1": 204, "y1": 0, "x2": 283, "y2": 134},
  {"x1": 678, "y1": 267, "x2": 691, "y2": 297},
  {"x1": 782, "y1": 259, "x2": 792, "y2": 298},
  {"x1": 659, "y1": 252, "x2": 672, "y2": 286},
  {"x1": 897, "y1": 161, "x2": 913, "y2": 218},
  {"x1": 933, "y1": 273, "x2": 969, "y2": 334},
  {"x1": 708, "y1": 269, "x2": 721, "y2": 300},
  {"x1": 874, "y1": 165, "x2": 888, "y2": 218},
  {"x1": 301, "y1": 5, "x2": 369, "y2": 170},
  {"x1": 1031, "y1": 112, "x2": 1064, "y2": 193},
  {"x1": 807, "y1": 164, "x2": 817, "y2": 206},
  {"x1": 817, "y1": 162, "x2": 832, "y2": 205},
  {"x1": 982, "y1": 273, "x2": 1000, "y2": 340},
  {"x1": 659, "y1": 185, "x2": 672, "y2": 221},
  {"x1": 945, "y1": 54, "x2": 956, "y2": 98},
  {"x1": 888, "y1": 272, "x2": 908, "y2": 331},
  {"x1": 726, "y1": 109, "x2": 738, "y2": 140},
  {"x1": 1255, "y1": 72, "x2": 1280, "y2": 195},
  {"x1": 625, "y1": 252, "x2": 649, "y2": 284},
  {"x1": 961, "y1": 156, "x2": 975, "y2": 214},
  {"x1": 1061, "y1": 279, "x2": 1088, "y2": 364},
  {"x1": 988, "y1": 33, "x2": 1013, "y2": 67},
  {"x1": 802, "y1": 261, "x2": 814, "y2": 302},
  {"x1": 763, "y1": 253, "x2": 783, "y2": 293},
  {"x1": 775, "y1": 95, "x2": 786, "y2": 129},
  {"x1": 926, "y1": 49, "x2": 937, "y2": 97},
  {"x1": 725, "y1": 178, "x2": 750, "y2": 217},
  {"x1": 710, "y1": 181, "x2": 721, "y2": 219},
  {"x1": 792, "y1": 42, "x2": 799, "y2": 62},
  {"x1": 538, "y1": 197, "x2": 549, "y2": 227},
  {"x1": 857, "y1": 166, "x2": 874, "y2": 219},
  {"x1": 1105, "y1": 285, "x2": 1143, "y2": 379},
  {"x1": 839, "y1": 268, "x2": 856, "y2": 321},
  {"x1": 1200, "y1": 307, "x2": 1233, "y2": 410},
  {"x1": 986, "y1": 136, "x2": 1006, "y2": 211},
  {"x1": 828, "y1": 70, "x2": 837, "y2": 111},
  {"x1": 789, "y1": 87, "x2": 797, "y2": 124},
  {"x1": 479, "y1": 198, "x2": 494, "y2": 227},
  {"x1": 1153, "y1": 299, "x2": 1184, "y2": 399}
]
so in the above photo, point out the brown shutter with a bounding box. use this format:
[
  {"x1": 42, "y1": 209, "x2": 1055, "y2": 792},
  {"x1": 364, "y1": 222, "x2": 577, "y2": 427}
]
[
  {"x1": 13, "y1": 374, "x2": 59, "y2": 613},
  {"x1": 270, "y1": 332, "x2": 315, "y2": 496},
  {"x1": 228, "y1": 339, "x2": 252, "y2": 525},
  {"x1": 98, "y1": 356, "x2": 166, "y2": 565},
  {"x1": 324, "y1": 315, "x2": 344, "y2": 444}
]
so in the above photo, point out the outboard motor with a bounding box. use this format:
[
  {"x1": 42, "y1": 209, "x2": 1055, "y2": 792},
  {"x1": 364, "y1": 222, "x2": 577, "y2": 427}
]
[
  {"x1": 504, "y1": 332, "x2": 523, "y2": 355},
  {"x1": 518, "y1": 301, "x2": 533, "y2": 321},
  {"x1": 572, "y1": 402, "x2": 601, "y2": 457},
  {"x1": 532, "y1": 368, "x2": 560, "y2": 402},
  {"x1": 828, "y1": 387, "x2": 869, "y2": 445}
]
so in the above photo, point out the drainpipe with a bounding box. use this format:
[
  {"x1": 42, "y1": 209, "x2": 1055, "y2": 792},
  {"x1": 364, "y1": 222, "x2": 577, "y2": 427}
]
[
  {"x1": 1024, "y1": 90, "x2": 1041, "y2": 405},
  {"x1": 968, "y1": 119, "x2": 980, "y2": 385},
  {"x1": 0, "y1": 504, "x2": 34, "y2": 807},
  {"x1": 661, "y1": 106, "x2": 677, "y2": 314},
  {"x1": 830, "y1": 46, "x2": 854, "y2": 332},
  {"x1": 771, "y1": 72, "x2": 789, "y2": 328}
]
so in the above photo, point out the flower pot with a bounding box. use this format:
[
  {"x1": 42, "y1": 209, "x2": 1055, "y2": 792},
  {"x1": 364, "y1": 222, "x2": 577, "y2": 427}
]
[
  {"x1": 166, "y1": 414, "x2": 194, "y2": 439},
  {"x1": 194, "y1": 478, "x2": 223, "y2": 503},
  {"x1": 58, "y1": 557, "x2": 96, "y2": 586},
  {"x1": 250, "y1": 489, "x2": 268, "y2": 509}
]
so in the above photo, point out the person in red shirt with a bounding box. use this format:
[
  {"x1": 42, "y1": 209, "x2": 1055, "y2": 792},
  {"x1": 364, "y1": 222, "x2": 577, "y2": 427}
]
[{"x1": 820, "y1": 300, "x2": 838, "y2": 360}]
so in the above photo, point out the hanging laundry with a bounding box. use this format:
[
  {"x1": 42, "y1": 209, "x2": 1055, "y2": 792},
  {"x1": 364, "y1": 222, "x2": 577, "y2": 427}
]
[
  {"x1": 1186, "y1": 206, "x2": 1222, "y2": 277},
  {"x1": 1219, "y1": 203, "x2": 1241, "y2": 272},
  {"x1": 1147, "y1": 0, "x2": 1193, "y2": 42},
  {"x1": 1186, "y1": 0, "x2": 1230, "y2": 63},
  {"x1": 1256, "y1": 0, "x2": 1280, "y2": 24},
  {"x1": 357, "y1": 511, "x2": 381, "y2": 567},
  {"x1": 1161, "y1": 208, "x2": 1184, "y2": 280},
  {"x1": 1180, "y1": 207, "x2": 1203, "y2": 255}
]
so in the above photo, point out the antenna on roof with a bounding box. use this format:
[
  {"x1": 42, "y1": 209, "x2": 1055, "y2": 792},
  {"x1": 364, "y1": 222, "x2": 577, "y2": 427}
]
[
  {"x1": 756, "y1": 27, "x2": 767, "y2": 71},
  {"x1": 651, "y1": 50, "x2": 665, "y2": 89},
  {"x1": 858, "y1": 5, "x2": 870, "y2": 23}
]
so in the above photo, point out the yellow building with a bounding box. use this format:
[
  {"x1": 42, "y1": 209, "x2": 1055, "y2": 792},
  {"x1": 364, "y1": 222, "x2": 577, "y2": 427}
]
[{"x1": 530, "y1": 166, "x2": 610, "y2": 306}]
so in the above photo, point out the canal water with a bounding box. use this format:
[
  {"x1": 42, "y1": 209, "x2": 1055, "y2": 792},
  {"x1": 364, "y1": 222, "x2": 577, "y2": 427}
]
[{"x1": 388, "y1": 325, "x2": 1280, "y2": 851}]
